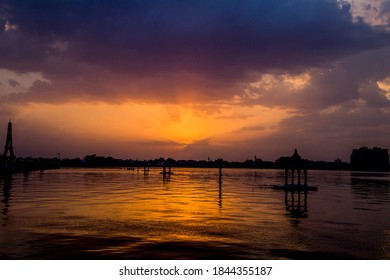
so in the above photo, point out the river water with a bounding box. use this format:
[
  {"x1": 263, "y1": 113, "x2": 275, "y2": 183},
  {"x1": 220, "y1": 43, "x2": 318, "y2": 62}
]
[{"x1": 0, "y1": 168, "x2": 389, "y2": 259}]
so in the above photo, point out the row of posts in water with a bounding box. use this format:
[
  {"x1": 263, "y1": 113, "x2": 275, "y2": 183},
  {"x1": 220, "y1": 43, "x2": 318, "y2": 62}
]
[
  {"x1": 125, "y1": 164, "x2": 308, "y2": 218},
  {"x1": 127, "y1": 163, "x2": 223, "y2": 180}
]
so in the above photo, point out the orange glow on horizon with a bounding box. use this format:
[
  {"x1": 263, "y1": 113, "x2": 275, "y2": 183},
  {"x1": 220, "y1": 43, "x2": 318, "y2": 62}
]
[{"x1": 9, "y1": 100, "x2": 294, "y2": 158}]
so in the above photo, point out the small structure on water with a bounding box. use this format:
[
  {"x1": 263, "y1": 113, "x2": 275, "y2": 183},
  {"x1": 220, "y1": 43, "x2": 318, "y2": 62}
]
[
  {"x1": 273, "y1": 149, "x2": 317, "y2": 191},
  {"x1": 162, "y1": 164, "x2": 173, "y2": 175}
]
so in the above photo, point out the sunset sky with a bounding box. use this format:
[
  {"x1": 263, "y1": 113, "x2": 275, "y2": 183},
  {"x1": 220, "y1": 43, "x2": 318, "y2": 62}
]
[{"x1": 1, "y1": 0, "x2": 390, "y2": 161}]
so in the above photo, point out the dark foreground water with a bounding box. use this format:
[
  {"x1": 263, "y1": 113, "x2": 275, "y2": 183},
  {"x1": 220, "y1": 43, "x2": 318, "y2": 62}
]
[{"x1": 1, "y1": 168, "x2": 389, "y2": 259}]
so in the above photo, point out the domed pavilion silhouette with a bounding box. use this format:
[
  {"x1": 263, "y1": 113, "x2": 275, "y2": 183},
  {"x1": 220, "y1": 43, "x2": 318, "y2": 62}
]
[{"x1": 273, "y1": 149, "x2": 317, "y2": 191}]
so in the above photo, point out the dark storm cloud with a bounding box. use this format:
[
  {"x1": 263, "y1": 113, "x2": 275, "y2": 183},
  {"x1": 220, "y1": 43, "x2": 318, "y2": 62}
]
[
  {"x1": 269, "y1": 104, "x2": 390, "y2": 160},
  {"x1": 241, "y1": 46, "x2": 390, "y2": 111},
  {"x1": 8, "y1": 79, "x2": 20, "y2": 87},
  {"x1": 1, "y1": 0, "x2": 390, "y2": 103},
  {"x1": 234, "y1": 43, "x2": 390, "y2": 161},
  {"x1": 380, "y1": 0, "x2": 390, "y2": 24}
]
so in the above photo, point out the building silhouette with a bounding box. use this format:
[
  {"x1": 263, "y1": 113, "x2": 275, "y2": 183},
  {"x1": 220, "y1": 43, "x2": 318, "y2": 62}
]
[{"x1": 350, "y1": 147, "x2": 389, "y2": 171}]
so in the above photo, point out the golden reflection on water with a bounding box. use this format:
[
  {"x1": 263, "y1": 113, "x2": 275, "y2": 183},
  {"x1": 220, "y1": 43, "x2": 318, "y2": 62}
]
[
  {"x1": 8, "y1": 169, "x2": 285, "y2": 241},
  {"x1": 56, "y1": 168, "x2": 288, "y2": 245},
  {"x1": 1, "y1": 168, "x2": 389, "y2": 259}
]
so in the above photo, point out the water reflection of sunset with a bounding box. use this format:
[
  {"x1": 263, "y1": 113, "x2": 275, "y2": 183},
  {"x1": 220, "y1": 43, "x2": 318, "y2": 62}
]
[
  {"x1": 2, "y1": 168, "x2": 389, "y2": 259},
  {"x1": 38, "y1": 168, "x2": 287, "y2": 244}
]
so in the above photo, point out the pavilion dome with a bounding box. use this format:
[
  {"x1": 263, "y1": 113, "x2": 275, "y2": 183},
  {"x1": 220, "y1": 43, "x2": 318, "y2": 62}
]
[{"x1": 290, "y1": 149, "x2": 302, "y2": 164}]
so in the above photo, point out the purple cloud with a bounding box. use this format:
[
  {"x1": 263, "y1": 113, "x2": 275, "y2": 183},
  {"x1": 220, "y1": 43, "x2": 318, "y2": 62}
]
[{"x1": 1, "y1": 0, "x2": 389, "y2": 103}]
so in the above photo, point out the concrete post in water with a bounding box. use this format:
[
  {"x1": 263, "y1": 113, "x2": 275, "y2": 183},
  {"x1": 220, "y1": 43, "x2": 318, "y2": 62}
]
[
  {"x1": 298, "y1": 169, "x2": 301, "y2": 185},
  {"x1": 304, "y1": 169, "x2": 308, "y2": 186},
  {"x1": 285, "y1": 169, "x2": 288, "y2": 185},
  {"x1": 291, "y1": 168, "x2": 295, "y2": 185},
  {"x1": 217, "y1": 158, "x2": 223, "y2": 185}
]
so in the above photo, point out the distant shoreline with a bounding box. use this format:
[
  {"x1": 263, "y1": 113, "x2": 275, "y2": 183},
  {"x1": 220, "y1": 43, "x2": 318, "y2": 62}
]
[{"x1": 2, "y1": 152, "x2": 390, "y2": 174}]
